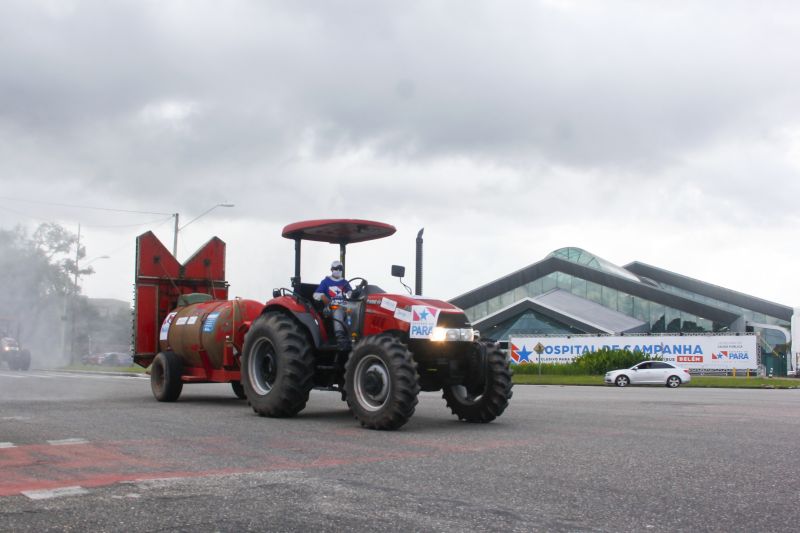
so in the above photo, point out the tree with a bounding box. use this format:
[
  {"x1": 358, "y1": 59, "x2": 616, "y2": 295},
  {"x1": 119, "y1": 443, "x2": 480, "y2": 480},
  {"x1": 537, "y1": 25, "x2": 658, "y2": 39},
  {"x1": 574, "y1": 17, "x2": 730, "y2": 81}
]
[{"x1": 0, "y1": 223, "x2": 88, "y2": 365}]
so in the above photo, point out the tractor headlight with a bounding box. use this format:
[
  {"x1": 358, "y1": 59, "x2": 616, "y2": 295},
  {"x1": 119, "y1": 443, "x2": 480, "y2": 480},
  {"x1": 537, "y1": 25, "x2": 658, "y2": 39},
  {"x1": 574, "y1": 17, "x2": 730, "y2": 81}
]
[{"x1": 430, "y1": 327, "x2": 475, "y2": 342}]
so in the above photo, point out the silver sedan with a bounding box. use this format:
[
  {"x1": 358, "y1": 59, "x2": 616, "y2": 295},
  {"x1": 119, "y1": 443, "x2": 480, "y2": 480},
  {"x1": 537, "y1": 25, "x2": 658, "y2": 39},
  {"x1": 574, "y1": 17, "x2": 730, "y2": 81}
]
[{"x1": 605, "y1": 361, "x2": 692, "y2": 388}]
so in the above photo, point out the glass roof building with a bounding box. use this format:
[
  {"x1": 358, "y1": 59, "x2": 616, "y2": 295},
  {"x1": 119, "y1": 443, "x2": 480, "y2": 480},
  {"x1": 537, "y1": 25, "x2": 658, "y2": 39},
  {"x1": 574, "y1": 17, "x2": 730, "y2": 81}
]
[{"x1": 450, "y1": 247, "x2": 795, "y2": 374}]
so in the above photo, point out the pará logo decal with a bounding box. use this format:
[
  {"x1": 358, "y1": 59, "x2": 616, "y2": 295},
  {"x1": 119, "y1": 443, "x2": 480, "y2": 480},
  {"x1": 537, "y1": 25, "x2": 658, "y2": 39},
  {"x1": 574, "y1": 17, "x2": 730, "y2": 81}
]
[{"x1": 409, "y1": 306, "x2": 439, "y2": 339}]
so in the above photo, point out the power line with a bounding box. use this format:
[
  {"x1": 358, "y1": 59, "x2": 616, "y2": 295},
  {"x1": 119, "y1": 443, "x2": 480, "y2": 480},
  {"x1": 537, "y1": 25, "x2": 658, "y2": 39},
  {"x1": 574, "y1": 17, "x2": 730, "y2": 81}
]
[
  {"x1": 0, "y1": 196, "x2": 173, "y2": 216},
  {"x1": 81, "y1": 216, "x2": 175, "y2": 229}
]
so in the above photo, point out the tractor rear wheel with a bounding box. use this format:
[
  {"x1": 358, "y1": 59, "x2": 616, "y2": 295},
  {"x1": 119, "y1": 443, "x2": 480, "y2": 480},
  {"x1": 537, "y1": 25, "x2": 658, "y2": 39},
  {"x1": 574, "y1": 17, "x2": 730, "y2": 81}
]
[
  {"x1": 443, "y1": 341, "x2": 513, "y2": 423},
  {"x1": 151, "y1": 351, "x2": 183, "y2": 402},
  {"x1": 345, "y1": 335, "x2": 420, "y2": 430},
  {"x1": 241, "y1": 312, "x2": 314, "y2": 418}
]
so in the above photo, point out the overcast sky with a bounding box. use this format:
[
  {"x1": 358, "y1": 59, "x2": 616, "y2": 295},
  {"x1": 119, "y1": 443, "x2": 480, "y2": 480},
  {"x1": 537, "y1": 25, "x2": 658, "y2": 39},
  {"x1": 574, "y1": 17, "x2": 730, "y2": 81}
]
[{"x1": 1, "y1": 0, "x2": 799, "y2": 308}]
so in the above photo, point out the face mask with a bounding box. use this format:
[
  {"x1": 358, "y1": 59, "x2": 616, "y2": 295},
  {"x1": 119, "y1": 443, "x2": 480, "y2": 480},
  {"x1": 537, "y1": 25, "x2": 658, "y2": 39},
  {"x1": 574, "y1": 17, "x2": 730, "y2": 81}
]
[{"x1": 331, "y1": 269, "x2": 342, "y2": 280}]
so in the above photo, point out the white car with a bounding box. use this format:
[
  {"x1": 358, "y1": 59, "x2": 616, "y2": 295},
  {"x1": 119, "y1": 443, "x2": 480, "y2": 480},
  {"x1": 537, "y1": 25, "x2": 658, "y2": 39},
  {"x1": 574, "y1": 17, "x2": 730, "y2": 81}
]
[{"x1": 605, "y1": 361, "x2": 691, "y2": 388}]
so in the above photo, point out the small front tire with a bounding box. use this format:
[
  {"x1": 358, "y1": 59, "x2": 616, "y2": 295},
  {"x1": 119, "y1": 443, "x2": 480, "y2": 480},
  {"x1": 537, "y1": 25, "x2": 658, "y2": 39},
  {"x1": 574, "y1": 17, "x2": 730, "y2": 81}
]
[
  {"x1": 443, "y1": 341, "x2": 513, "y2": 423},
  {"x1": 615, "y1": 375, "x2": 630, "y2": 387},
  {"x1": 231, "y1": 381, "x2": 246, "y2": 399},
  {"x1": 17, "y1": 350, "x2": 31, "y2": 371}
]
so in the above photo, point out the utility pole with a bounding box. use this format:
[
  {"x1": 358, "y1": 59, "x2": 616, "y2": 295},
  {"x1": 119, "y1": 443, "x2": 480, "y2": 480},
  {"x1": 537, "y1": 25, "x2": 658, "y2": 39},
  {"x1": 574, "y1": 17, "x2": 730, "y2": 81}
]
[{"x1": 69, "y1": 224, "x2": 80, "y2": 364}]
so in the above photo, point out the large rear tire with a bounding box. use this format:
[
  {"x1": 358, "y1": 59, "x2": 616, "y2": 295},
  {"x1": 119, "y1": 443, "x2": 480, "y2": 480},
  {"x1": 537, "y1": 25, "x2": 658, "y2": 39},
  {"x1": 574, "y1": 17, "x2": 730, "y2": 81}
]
[
  {"x1": 442, "y1": 341, "x2": 513, "y2": 423},
  {"x1": 241, "y1": 312, "x2": 314, "y2": 418},
  {"x1": 345, "y1": 335, "x2": 420, "y2": 430},
  {"x1": 151, "y1": 351, "x2": 183, "y2": 402}
]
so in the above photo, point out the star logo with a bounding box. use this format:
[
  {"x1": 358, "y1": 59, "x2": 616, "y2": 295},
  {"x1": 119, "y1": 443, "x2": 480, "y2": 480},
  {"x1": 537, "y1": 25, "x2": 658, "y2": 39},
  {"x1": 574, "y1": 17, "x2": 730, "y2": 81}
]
[
  {"x1": 412, "y1": 307, "x2": 438, "y2": 322},
  {"x1": 516, "y1": 345, "x2": 532, "y2": 363}
]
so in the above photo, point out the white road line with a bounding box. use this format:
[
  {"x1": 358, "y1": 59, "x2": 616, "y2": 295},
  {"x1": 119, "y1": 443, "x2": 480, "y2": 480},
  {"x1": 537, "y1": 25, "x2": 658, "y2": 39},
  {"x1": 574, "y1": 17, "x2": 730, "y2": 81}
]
[
  {"x1": 0, "y1": 442, "x2": 16, "y2": 448},
  {"x1": 0, "y1": 370, "x2": 146, "y2": 381},
  {"x1": 22, "y1": 486, "x2": 89, "y2": 500},
  {"x1": 47, "y1": 438, "x2": 89, "y2": 446},
  {"x1": 39, "y1": 371, "x2": 147, "y2": 381},
  {"x1": 0, "y1": 416, "x2": 30, "y2": 421}
]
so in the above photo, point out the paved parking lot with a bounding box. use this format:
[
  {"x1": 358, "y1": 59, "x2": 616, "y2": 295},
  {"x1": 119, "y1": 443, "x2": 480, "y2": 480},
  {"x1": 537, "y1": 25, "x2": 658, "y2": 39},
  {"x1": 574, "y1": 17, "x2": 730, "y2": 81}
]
[{"x1": 1, "y1": 370, "x2": 799, "y2": 532}]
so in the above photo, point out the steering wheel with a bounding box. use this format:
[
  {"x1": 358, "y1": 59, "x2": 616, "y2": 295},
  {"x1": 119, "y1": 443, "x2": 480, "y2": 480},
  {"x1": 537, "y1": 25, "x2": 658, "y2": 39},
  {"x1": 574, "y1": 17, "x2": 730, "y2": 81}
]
[{"x1": 347, "y1": 277, "x2": 369, "y2": 299}]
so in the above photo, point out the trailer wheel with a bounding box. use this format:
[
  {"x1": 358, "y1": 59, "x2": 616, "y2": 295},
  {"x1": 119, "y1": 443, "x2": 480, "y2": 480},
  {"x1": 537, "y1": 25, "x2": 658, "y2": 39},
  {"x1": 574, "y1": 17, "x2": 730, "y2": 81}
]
[
  {"x1": 241, "y1": 312, "x2": 314, "y2": 417},
  {"x1": 345, "y1": 335, "x2": 420, "y2": 430},
  {"x1": 231, "y1": 381, "x2": 246, "y2": 399},
  {"x1": 151, "y1": 351, "x2": 183, "y2": 402},
  {"x1": 442, "y1": 341, "x2": 513, "y2": 423}
]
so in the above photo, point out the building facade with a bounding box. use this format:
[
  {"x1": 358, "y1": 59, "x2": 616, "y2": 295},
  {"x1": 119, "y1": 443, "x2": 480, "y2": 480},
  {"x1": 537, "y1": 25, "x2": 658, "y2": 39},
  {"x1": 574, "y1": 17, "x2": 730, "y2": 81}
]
[{"x1": 450, "y1": 247, "x2": 794, "y2": 375}]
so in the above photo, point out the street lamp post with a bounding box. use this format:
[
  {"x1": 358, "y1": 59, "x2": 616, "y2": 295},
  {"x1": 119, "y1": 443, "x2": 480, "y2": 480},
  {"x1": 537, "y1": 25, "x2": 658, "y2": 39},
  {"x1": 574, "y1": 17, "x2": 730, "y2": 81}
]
[{"x1": 172, "y1": 203, "x2": 234, "y2": 256}]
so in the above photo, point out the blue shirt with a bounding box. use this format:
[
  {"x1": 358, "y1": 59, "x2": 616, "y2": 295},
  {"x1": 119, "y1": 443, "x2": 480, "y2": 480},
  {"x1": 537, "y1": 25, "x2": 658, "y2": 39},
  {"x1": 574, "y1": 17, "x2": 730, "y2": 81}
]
[{"x1": 314, "y1": 276, "x2": 353, "y2": 304}]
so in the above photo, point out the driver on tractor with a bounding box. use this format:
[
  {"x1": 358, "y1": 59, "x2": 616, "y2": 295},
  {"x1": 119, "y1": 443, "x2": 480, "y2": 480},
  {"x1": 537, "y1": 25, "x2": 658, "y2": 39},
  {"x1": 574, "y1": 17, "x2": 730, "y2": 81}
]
[{"x1": 313, "y1": 260, "x2": 353, "y2": 350}]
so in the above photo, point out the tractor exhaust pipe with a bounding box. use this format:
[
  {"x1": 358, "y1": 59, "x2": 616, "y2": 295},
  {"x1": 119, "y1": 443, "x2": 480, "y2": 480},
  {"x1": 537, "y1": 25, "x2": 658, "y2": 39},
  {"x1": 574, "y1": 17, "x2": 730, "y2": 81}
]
[{"x1": 415, "y1": 228, "x2": 424, "y2": 295}]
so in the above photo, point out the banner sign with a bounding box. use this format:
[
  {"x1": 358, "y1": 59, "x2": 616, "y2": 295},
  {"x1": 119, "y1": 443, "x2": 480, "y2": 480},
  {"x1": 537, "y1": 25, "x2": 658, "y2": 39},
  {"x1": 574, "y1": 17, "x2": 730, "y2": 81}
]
[{"x1": 509, "y1": 334, "x2": 758, "y2": 370}]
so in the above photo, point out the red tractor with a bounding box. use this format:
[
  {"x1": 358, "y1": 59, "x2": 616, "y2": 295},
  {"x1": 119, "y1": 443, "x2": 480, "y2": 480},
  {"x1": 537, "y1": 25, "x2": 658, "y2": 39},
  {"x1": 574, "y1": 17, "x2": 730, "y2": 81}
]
[
  {"x1": 134, "y1": 219, "x2": 512, "y2": 430},
  {"x1": 241, "y1": 219, "x2": 512, "y2": 429}
]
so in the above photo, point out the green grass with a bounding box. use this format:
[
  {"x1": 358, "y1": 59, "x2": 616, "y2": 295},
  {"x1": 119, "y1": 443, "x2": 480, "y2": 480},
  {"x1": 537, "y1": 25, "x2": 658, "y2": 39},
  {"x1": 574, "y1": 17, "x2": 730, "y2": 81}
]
[
  {"x1": 513, "y1": 374, "x2": 604, "y2": 386},
  {"x1": 512, "y1": 373, "x2": 800, "y2": 388}
]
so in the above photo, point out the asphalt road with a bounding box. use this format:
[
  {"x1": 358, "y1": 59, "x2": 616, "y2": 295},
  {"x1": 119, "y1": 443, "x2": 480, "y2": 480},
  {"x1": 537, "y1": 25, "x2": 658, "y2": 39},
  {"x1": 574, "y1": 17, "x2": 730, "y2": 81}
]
[{"x1": 1, "y1": 368, "x2": 799, "y2": 532}]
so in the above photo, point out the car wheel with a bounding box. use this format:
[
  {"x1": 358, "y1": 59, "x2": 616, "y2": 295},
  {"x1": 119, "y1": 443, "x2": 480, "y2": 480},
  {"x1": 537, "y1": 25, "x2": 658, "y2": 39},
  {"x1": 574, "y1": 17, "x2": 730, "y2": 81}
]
[
  {"x1": 666, "y1": 375, "x2": 682, "y2": 388},
  {"x1": 615, "y1": 375, "x2": 630, "y2": 387}
]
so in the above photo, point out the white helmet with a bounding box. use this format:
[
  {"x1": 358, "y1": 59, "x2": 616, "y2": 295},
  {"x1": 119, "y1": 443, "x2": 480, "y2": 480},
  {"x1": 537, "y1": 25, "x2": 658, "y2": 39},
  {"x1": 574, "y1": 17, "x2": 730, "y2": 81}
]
[{"x1": 330, "y1": 260, "x2": 343, "y2": 279}]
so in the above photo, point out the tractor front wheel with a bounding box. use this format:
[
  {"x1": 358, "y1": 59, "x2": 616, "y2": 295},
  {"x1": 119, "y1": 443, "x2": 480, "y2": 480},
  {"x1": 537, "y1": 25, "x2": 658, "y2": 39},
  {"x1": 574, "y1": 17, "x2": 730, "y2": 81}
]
[
  {"x1": 345, "y1": 335, "x2": 420, "y2": 430},
  {"x1": 151, "y1": 351, "x2": 183, "y2": 402},
  {"x1": 442, "y1": 341, "x2": 513, "y2": 423},
  {"x1": 231, "y1": 381, "x2": 246, "y2": 399},
  {"x1": 241, "y1": 312, "x2": 314, "y2": 418}
]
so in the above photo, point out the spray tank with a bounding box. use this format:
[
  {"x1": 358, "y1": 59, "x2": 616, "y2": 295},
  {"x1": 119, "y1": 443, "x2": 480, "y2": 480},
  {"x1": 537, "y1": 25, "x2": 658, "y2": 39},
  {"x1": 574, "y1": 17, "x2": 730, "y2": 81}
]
[{"x1": 133, "y1": 232, "x2": 263, "y2": 391}]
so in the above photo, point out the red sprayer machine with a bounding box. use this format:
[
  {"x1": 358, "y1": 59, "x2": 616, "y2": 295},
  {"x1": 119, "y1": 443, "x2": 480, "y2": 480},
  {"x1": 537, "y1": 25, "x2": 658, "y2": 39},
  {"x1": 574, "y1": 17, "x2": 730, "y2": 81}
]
[{"x1": 133, "y1": 219, "x2": 512, "y2": 430}]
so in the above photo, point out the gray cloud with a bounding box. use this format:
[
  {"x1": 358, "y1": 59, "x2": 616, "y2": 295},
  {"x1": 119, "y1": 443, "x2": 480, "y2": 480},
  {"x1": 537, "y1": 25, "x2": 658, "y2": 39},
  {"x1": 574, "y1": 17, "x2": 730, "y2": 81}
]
[{"x1": 1, "y1": 0, "x2": 799, "y2": 303}]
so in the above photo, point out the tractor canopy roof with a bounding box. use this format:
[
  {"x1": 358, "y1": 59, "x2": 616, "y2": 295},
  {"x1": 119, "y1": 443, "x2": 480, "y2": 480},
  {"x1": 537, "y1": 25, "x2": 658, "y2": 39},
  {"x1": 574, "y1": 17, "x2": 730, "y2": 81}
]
[{"x1": 282, "y1": 219, "x2": 396, "y2": 244}]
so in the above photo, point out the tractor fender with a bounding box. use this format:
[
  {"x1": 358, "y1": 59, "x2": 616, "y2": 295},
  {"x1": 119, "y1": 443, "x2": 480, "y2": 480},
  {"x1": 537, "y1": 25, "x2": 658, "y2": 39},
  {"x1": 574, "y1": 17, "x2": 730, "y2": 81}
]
[{"x1": 262, "y1": 299, "x2": 324, "y2": 349}]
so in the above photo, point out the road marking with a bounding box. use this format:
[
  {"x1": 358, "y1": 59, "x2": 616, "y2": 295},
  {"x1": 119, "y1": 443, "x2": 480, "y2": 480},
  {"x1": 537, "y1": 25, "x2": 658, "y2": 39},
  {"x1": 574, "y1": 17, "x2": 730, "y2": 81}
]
[
  {"x1": 0, "y1": 416, "x2": 30, "y2": 421},
  {"x1": 0, "y1": 442, "x2": 16, "y2": 448},
  {"x1": 0, "y1": 370, "x2": 146, "y2": 381},
  {"x1": 48, "y1": 438, "x2": 89, "y2": 446},
  {"x1": 22, "y1": 486, "x2": 89, "y2": 500}
]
